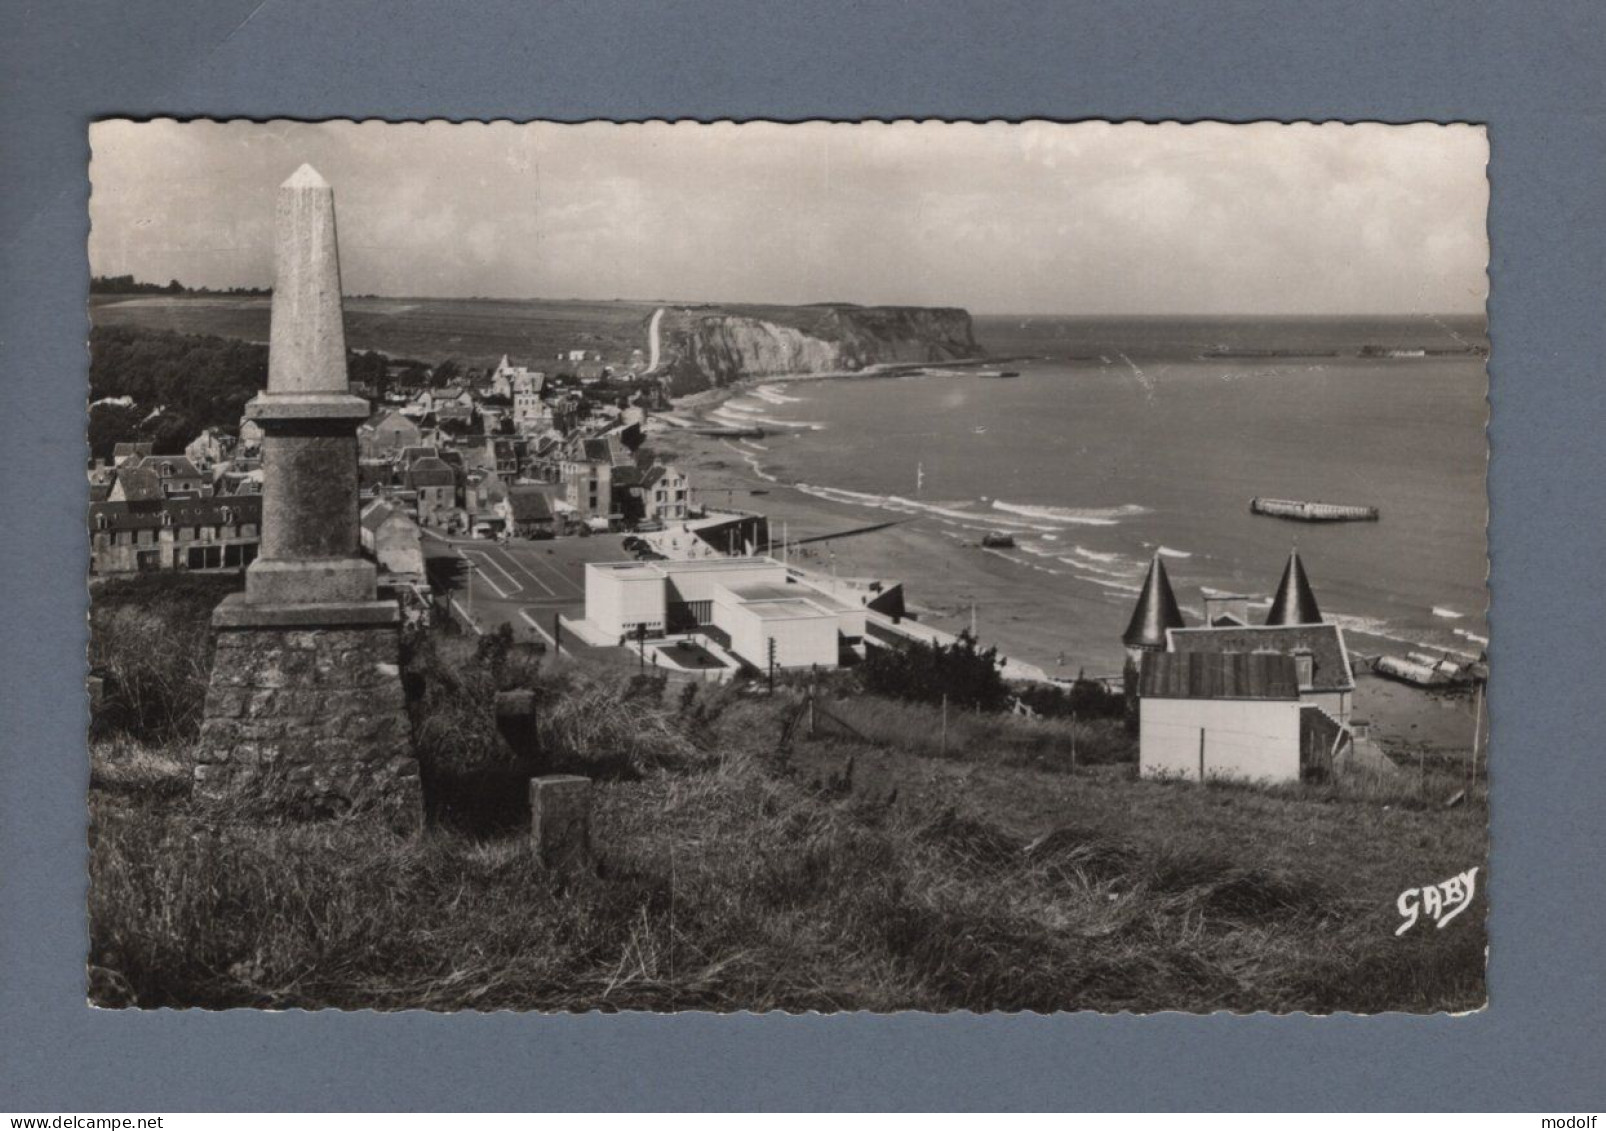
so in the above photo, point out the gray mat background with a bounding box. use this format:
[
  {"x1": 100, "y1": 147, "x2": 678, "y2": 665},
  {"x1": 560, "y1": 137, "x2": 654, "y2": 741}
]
[{"x1": 3, "y1": 0, "x2": 1604, "y2": 1112}]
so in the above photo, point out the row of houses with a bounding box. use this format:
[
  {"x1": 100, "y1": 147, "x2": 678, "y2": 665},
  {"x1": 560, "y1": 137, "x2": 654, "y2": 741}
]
[{"x1": 90, "y1": 346, "x2": 693, "y2": 576}]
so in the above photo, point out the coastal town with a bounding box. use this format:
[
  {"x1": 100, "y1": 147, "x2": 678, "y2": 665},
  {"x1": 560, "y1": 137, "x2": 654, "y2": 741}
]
[
  {"x1": 86, "y1": 294, "x2": 1483, "y2": 786},
  {"x1": 81, "y1": 122, "x2": 1491, "y2": 1017}
]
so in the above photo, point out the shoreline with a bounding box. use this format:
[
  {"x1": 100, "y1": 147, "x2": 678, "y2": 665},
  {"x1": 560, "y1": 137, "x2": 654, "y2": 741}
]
[
  {"x1": 649, "y1": 384, "x2": 1481, "y2": 757},
  {"x1": 666, "y1": 356, "x2": 1028, "y2": 413}
]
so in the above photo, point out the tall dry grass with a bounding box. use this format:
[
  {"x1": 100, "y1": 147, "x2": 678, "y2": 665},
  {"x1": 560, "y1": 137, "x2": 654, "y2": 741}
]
[
  {"x1": 819, "y1": 693, "x2": 1134, "y2": 770},
  {"x1": 89, "y1": 573, "x2": 241, "y2": 743},
  {"x1": 89, "y1": 679, "x2": 1485, "y2": 1013},
  {"x1": 85, "y1": 593, "x2": 1484, "y2": 1014}
]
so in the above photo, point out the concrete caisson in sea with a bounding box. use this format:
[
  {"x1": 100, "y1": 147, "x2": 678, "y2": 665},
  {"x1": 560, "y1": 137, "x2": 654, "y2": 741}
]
[{"x1": 1250, "y1": 496, "x2": 1380, "y2": 522}]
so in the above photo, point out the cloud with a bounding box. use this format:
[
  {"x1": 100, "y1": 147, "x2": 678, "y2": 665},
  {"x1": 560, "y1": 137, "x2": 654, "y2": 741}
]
[{"x1": 89, "y1": 120, "x2": 1487, "y2": 315}]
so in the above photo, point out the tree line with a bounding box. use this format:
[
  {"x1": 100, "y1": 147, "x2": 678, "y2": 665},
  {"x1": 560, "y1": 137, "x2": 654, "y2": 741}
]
[
  {"x1": 88, "y1": 325, "x2": 392, "y2": 461},
  {"x1": 90, "y1": 274, "x2": 270, "y2": 297}
]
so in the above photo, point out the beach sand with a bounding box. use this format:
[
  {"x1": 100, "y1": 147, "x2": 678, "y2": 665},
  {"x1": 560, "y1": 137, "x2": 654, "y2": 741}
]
[{"x1": 651, "y1": 423, "x2": 1114, "y2": 669}]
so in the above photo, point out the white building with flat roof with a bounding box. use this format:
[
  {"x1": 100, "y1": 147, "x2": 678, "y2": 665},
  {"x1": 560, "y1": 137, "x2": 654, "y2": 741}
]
[
  {"x1": 583, "y1": 556, "x2": 857, "y2": 669},
  {"x1": 585, "y1": 562, "x2": 672, "y2": 638}
]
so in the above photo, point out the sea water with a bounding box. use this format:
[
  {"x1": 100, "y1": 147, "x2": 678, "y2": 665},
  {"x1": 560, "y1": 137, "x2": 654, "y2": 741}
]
[{"x1": 715, "y1": 316, "x2": 1490, "y2": 671}]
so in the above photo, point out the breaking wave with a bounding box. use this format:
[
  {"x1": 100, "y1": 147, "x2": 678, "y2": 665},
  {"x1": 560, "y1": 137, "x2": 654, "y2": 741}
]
[
  {"x1": 1058, "y1": 555, "x2": 1138, "y2": 579},
  {"x1": 720, "y1": 441, "x2": 781, "y2": 484},
  {"x1": 708, "y1": 407, "x2": 825, "y2": 430},
  {"x1": 794, "y1": 484, "x2": 1050, "y2": 531},
  {"x1": 1070, "y1": 546, "x2": 1123, "y2": 563},
  {"x1": 990, "y1": 500, "x2": 1150, "y2": 526},
  {"x1": 1327, "y1": 612, "x2": 1481, "y2": 663},
  {"x1": 1432, "y1": 606, "x2": 1464, "y2": 619},
  {"x1": 751, "y1": 384, "x2": 805, "y2": 405}
]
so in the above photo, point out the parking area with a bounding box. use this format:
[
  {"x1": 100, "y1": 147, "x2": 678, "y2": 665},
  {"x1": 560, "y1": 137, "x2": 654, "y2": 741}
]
[{"x1": 423, "y1": 532, "x2": 640, "y2": 658}]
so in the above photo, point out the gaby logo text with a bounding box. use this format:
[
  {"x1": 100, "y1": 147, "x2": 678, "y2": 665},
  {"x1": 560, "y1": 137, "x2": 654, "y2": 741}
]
[{"x1": 1396, "y1": 867, "x2": 1479, "y2": 936}]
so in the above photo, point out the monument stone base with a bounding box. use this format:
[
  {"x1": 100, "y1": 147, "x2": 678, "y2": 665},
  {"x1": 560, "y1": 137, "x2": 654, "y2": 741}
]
[{"x1": 196, "y1": 594, "x2": 422, "y2": 830}]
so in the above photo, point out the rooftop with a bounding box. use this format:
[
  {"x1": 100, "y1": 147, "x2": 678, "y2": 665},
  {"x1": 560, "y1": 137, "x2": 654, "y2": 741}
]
[
  {"x1": 1166, "y1": 623, "x2": 1355, "y2": 693},
  {"x1": 741, "y1": 599, "x2": 834, "y2": 621},
  {"x1": 722, "y1": 581, "x2": 806, "y2": 602},
  {"x1": 590, "y1": 562, "x2": 666, "y2": 579},
  {"x1": 1139, "y1": 651, "x2": 1300, "y2": 701},
  {"x1": 90, "y1": 494, "x2": 261, "y2": 533},
  {"x1": 1265, "y1": 548, "x2": 1323, "y2": 626},
  {"x1": 1123, "y1": 554, "x2": 1187, "y2": 648}
]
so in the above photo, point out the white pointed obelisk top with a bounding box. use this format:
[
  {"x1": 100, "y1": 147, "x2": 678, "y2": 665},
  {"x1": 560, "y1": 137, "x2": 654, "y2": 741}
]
[{"x1": 267, "y1": 163, "x2": 348, "y2": 395}]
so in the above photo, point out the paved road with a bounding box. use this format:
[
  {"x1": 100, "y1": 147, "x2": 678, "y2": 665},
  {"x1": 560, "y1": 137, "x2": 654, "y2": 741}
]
[
  {"x1": 422, "y1": 531, "x2": 740, "y2": 681},
  {"x1": 645, "y1": 306, "x2": 664, "y2": 372}
]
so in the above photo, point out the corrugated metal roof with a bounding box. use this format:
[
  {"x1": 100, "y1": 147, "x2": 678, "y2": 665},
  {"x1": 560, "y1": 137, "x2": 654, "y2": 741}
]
[
  {"x1": 1139, "y1": 651, "x2": 1299, "y2": 701},
  {"x1": 1166, "y1": 622, "x2": 1355, "y2": 692}
]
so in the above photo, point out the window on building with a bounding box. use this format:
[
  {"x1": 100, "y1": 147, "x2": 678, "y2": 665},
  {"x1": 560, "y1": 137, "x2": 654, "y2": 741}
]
[{"x1": 1294, "y1": 652, "x2": 1315, "y2": 690}]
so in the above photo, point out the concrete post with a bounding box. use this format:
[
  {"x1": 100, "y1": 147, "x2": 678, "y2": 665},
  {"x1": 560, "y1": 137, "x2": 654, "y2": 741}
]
[
  {"x1": 230, "y1": 164, "x2": 378, "y2": 608},
  {"x1": 530, "y1": 775, "x2": 594, "y2": 873}
]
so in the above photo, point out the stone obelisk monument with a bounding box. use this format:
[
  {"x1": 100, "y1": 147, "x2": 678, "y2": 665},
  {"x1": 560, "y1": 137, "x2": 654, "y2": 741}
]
[{"x1": 196, "y1": 165, "x2": 421, "y2": 828}]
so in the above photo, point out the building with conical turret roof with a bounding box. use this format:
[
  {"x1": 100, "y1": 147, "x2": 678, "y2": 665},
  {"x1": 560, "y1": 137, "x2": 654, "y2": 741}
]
[
  {"x1": 1123, "y1": 553, "x2": 1187, "y2": 662},
  {"x1": 1131, "y1": 547, "x2": 1358, "y2": 784},
  {"x1": 1265, "y1": 547, "x2": 1323, "y2": 625}
]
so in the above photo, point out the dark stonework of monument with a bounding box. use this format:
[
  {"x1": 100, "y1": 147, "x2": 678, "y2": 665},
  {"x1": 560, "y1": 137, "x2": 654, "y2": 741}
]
[{"x1": 196, "y1": 165, "x2": 421, "y2": 828}]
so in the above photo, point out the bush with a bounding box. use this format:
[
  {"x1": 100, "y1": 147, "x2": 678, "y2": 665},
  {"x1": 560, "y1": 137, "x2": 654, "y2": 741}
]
[
  {"x1": 1015, "y1": 675, "x2": 1126, "y2": 721},
  {"x1": 88, "y1": 573, "x2": 240, "y2": 743},
  {"x1": 859, "y1": 630, "x2": 1008, "y2": 712},
  {"x1": 403, "y1": 630, "x2": 706, "y2": 831}
]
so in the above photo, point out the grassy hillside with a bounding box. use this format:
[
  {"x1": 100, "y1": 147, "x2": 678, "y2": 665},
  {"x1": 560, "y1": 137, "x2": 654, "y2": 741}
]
[
  {"x1": 89, "y1": 294, "x2": 663, "y2": 369},
  {"x1": 88, "y1": 639, "x2": 1487, "y2": 1013},
  {"x1": 88, "y1": 296, "x2": 985, "y2": 385}
]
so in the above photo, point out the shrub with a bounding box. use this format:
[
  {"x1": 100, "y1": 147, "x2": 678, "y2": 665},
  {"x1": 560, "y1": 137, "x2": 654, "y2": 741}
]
[
  {"x1": 88, "y1": 573, "x2": 240, "y2": 743},
  {"x1": 403, "y1": 631, "x2": 705, "y2": 831},
  {"x1": 1015, "y1": 675, "x2": 1126, "y2": 721},
  {"x1": 859, "y1": 630, "x2": 1008, "y2": 712}
]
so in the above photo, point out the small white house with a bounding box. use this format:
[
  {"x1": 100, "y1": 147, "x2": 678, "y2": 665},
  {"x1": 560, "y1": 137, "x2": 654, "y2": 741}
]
[{"x1": 1138, "y1": 651, "x2": 1305, "y2": 783}]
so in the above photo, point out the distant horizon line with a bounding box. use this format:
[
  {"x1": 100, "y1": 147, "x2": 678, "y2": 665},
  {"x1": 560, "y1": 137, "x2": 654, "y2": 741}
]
[{"x1": 90, "y1": 285, "x2": 1487, "y2": 323}]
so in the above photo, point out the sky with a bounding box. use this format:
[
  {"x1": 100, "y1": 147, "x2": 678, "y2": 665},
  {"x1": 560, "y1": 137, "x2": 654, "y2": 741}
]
[{"x1": 88, "y1": 120, "x2": 1489, "y2": 316}]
